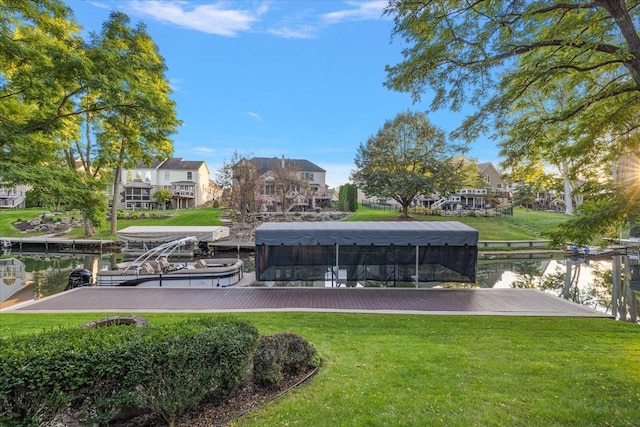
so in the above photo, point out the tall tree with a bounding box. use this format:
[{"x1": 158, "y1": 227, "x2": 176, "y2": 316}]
[
  {"x1": 271, "y1": 158, "x2": 304, "y2": 213},
  {"x1": 90, "y1": 12, "x2": 179, "y2": 235},
  {"x1": 352, "y1": 111, "x2": 464, "y2": 218},
  {"x1": 385, "y1": 0, "x2": 640, "y2": 237},
  {"x1": 0, "y1": 0, "x2": 89, "y2": 198},
  {"x1": 216, "y1": 151, "x2": 258, "y2": 226}
]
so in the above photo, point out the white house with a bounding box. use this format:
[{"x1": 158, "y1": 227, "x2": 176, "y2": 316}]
[{"x1": 115, "y1": 158, "x2": 213, "y2": 210}]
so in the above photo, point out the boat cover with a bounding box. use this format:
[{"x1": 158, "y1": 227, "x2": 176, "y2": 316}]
[
  {"x1": 255, "y1": 221, "x2": 478, "y2": 246},
  {"x1": 116, "y1": 226, "x2": 229, "y2": 242}
]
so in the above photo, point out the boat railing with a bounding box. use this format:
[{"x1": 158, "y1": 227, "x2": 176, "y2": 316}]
[{"x1": 122, "y1": 236, "x2": 197, "y2": 274}]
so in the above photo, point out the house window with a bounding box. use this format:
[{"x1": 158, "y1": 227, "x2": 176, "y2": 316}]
[
  {"x1": 164, "y1": 171, "x2": 170, "y2": 180},
  {"x1": 301, "y1": 172, "x2": 314, "y2": 181},
  {"x1": 264, "y1": 183, "x2": 275, "y2": 195},
  {"x1": 187, "y1": 172, "x2": 193, "y2": 180},
  {"x1": 485, "y1": 175, "x2": 491, "y2": 184}
]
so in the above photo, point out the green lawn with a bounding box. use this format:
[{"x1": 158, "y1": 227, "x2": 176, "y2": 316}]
[
  {"x1": 348, "y1": 206, "x2": 569, "y2": 241},
  {"x1": 1, "y1": 207, "x2": 227, "y2": 240},
  {"x1": 1, "y1": 312, "x2": 638, "y2": 426},
  {"x1": 1, "y1": 205, "x2": 568, "y2": 242}
]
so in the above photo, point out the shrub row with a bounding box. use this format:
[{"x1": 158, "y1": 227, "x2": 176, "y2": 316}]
[
  {"x1": 0, "y1": 318, "x2": 259, "y2": 427},
  {"x1": 253, "y1": 332, "x2": 319, "y2": 389}
]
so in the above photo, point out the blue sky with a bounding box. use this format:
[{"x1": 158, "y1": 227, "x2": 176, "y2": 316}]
[{"x1": 67, "y1": 0, "x2": 498, "y2": 188}]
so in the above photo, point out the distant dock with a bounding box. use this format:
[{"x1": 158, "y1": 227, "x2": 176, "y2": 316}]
[
  {"x1": 1, "y1": 237, "x2": 122, "y2": 254},
  {"x1": 211, "y1": 240, "x2": 255, "y2": 252}
]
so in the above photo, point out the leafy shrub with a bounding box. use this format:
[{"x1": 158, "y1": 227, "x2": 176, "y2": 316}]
[
  {"x1": 0, "y1": 326, "x2": 140, "y2": 426},
  {"x1": 253, "y1": 332, "x2": 318, "y2": 389},
  {"x1": 0, "y1": 318, "x2": 259, "y2": 427},
  {"x1": 138, "y1": 318, "x2": 259, "y2": 426}
]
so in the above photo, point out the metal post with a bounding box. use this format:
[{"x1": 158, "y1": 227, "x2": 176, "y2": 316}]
[
  {"x1": 335, "y1": 244, "x2": 339, "y2": 287},
  {"x1": 415, "y1": 246, "x2": 419, "y2": 287}
]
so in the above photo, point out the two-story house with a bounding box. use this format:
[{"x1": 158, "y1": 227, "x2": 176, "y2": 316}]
[
  {"x1": 115, "y1": 158, "x2": 212, "y2": 210},
  {"x1": 0, "y1": 180, "x2": 27, "y2": 209},
  {"x1": 247, "y1": 157, "x2": 332, "y2": 212},
  {"x1": 421, "y1": 162, "x2": 512, "y2": 210}
]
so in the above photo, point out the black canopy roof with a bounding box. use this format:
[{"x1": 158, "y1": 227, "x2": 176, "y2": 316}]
[{"x1": 255, "y1": 221, "x2": 478, "y2": 246}]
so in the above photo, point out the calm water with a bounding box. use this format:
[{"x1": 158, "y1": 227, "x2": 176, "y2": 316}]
[{"x1": 1, "y1": 251, "x2": 638, "y2": 322}]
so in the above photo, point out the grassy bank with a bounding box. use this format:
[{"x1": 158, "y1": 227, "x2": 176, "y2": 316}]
[
  {"x1": 1, "y1": 312, "x2": 638, "y2": 426},
  {"x1": 347, "y1": 206, "x2": 568, "y2": 241},
  {"x1": 0, "y1": 205, "x2": 568, "y2": 242},
  {"x1": 0, "y1": 207, "x2": 226, "y2": 240}
]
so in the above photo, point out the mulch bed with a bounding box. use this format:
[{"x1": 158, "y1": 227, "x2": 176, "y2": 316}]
[{"x1": 112, "y1": 367, "x2": 318, "y2": 427}]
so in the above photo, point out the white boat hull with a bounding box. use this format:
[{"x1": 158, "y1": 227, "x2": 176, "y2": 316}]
[{"x1": 97, "y1": 256, "x2": 244, "y2": 288}]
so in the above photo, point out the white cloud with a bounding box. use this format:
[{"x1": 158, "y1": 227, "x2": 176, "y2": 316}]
[
  {"x1": 267, "y1": 25, "x2": 316, "y2": 39},
  {"x1": 192, "y1": 146, "x2": 217, "y2": 154},
  {"x1": 246, "y1": 111, "x2": 263, "y2": 121},
  {"x1": 87, "y1": 1, "x2": 111, "y2": 10},
  {"x1": 168, "y1": 77, "x2": 183, "y2": 92},
  {"x1": 322, "y1": 1, "x2": 388, "y2": 24},
  {"x1": 127, "y1": 1, "x2": 266, "y2": 36}
]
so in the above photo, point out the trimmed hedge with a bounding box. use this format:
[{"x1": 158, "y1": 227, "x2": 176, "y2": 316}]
[
  {"x1": 253, "y1": 332, "x2": 318, "y2": 389},
  {"x1": 0, "y1": 318, "x2": 259, "y2": 427}
]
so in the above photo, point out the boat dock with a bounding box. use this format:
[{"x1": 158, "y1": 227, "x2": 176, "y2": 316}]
[
  {"x1": 0, "y1": 237, "x2": 122, "y2": 254},
  {"x1": 9, "y1": 285, "x2": 611, "y2": 317}
]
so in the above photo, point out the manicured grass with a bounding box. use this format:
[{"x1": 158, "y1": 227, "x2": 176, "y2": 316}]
[
  {"x1": 1, "y1": 207, "x2": 227, "y2": 240},
  {"x1": 1, "y1": 312, "x2": 638, "y2": 426},
  {"x1": 348, "y1": 206, "x2": 569, "y2": 241},
  {"x1": 0, "y1": 205, "x2": 568, "y2": 241},
  {"x1": 0, "y1": 208, "x2": 57, "y2": 236}
]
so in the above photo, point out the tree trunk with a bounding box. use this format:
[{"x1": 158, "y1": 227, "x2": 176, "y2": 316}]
[
  {"x1": 110, "y1": 165, "x2": 121, "y2": 236},
  {"x1": 402, "y1": 203, "x2": 409, "y2": 218},
  {"x1": 601, "y1": 0, "x2": 640, "y2": 88},
  {"x1": 110, "y1": 138, "x2": 127, "y2": 236},
  {"x1": 562, "y1": 161, "x2": 574, "y2": 215},
  {"x1": 83, "y1": 215, "x2": 95, "y2": 237}
]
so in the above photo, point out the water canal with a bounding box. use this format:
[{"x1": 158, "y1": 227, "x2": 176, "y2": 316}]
[{"x1": 1, "y1": 250, "x2": 638, "y2": 323}]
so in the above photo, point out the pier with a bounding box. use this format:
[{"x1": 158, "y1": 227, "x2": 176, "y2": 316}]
[{"x1": 1, "y1": 237, "x2": 122, "y2": 254}]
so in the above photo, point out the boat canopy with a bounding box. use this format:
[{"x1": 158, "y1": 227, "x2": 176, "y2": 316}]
[
  {"x1": 254, "y1": 221, "x2": 479, "y2": 284},
  {"x1": 116, "y1": 226, "x2": 229, "y2": 243},
  {"x1": 255, "y1": 221, "x2": 478, "y2": 246}
]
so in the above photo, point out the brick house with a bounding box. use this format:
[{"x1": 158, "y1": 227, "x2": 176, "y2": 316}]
[{"x1": 246, "y1": 157, "x2": 333, "y2": 212}]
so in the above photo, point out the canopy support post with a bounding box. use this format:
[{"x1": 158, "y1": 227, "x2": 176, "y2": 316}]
[{"x1": 415, "y1": 246, "x2": 419, "y2": 287}]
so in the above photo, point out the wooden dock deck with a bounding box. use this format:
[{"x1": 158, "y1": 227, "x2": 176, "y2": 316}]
[{"x1": 9, "y1": 286, "x2": 611, "y2": 317}]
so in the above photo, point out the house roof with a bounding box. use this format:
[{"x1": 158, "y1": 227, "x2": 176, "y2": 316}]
[
  {"x1": 133, "y1": 158, "x2": 207, "y2": 171},
  {"x1": 249, "y1": 157, "x2": 325, "y2": 175},
  {"x1": 159, "y1": 158, "x2": 206, "y2": 171}
]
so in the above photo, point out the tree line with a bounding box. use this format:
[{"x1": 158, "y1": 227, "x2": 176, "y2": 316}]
[{"x1": 1, "y1": 1, "x2": 180, "y2": 236}]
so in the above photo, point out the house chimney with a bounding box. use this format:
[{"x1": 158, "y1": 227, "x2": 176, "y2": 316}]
[{"x1": 281, "y1": 155, "x2": 285, "y2": 168}]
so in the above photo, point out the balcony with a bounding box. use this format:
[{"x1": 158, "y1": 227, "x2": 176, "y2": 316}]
[{"x1": 458, "y1": 188, "x2": 487, "y2": 195}]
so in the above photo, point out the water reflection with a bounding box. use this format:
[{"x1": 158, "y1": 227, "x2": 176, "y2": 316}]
[
  {"x1": 478, "y1": 255, "x2": 639, "y2": 322},
  {"x1": 1, "y1": 252, "x2": 638, "y2": 322},
  {"x1": 0, "y1": 254, "x2": 103, "y2": 309}
]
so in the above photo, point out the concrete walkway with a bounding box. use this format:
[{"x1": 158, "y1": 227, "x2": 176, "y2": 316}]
[{"x1": 11, "y1": 286, "x2": 611, "y2": 317}]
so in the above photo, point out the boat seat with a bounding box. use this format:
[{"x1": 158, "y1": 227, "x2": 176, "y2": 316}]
[
  {"x1": 138, "y1": 262, "x2": 157, "y2": 274},
  {"x1": 194, "y1": 259, "x2": 207, "y2": 269},
  {"x1": 157, "y1": 258, "x2": 170, "y2": 272}
]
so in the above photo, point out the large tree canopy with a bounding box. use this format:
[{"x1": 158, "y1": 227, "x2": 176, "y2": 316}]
[
  {"x1": 352, "y1": 111, "x2": 464, "y2": 217},
  {"x1": 1, "y1": 1, "x2": 179, "y2": 236},
  {"x1": 385, "y1": 0, "x2": 640, "y2": 241},
  {"x1": 385, "y1": 0, "x2": 640, "y2": 144}
]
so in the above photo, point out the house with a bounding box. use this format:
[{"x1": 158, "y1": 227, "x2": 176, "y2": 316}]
[
  {"x1": 245, "y1": 157, "x2": 333, "y2": 212},
  {"x1": 114, "y1": 158, "x2": 213, "y2": 210},
  {"x1": 0, "y1": 180, "x2": 28, "y2": 209},
  {"x1": 419, "y1": 162, "x2": 512, "y2": 210}
]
